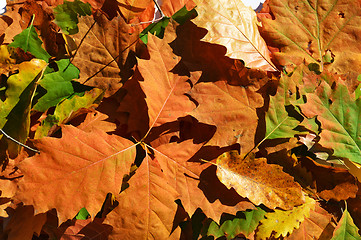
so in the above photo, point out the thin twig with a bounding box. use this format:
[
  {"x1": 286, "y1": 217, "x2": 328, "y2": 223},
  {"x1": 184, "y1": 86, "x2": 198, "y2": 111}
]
[
  {"x1": 0, "y1": 128, "x2": 40, "y2": 153},
  {"x1": 132, "y1": 0, "x2": 165, "y2": 26}
]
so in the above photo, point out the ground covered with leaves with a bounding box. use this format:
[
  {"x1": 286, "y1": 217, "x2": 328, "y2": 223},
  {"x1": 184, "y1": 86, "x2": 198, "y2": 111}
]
[{"x1": 1, "y1": 0, "x2": 361, "y2": 239}]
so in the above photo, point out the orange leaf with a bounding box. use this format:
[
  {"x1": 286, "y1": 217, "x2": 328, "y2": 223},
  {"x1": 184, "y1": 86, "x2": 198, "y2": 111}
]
[
  {"x1": 216, "y1": 151, "x2": 305, "y2": 210},
  {"x1": 105, "y1": 152, "x2": 181, "y2": 240},
  {"x1": 16, "y1": 125, "x2": 136, "y2": 223},
  {"x1": 190, "y1": 80, "x2": 263, "y2": 152}
]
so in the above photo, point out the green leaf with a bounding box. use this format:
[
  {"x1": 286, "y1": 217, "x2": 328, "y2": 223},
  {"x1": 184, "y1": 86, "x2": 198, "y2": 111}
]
[
  {"x1": 54, "y1": 0, "x2": 92, "y2": 35},
  {"x1": 35, "y1": 88, "x2": 103, "y2": 138},
  {"x1": 355, "y1": 75, "x2": 361, "y2": 99},
  {"x1": 140, "y1": 6, "x2": 196, "y2": 44},
  {"x1": 207, "y1": 207, "x2": 266, "y2": 239},
  {"x1": 33, "y1": 59, "x2": 80, "y2": 112},
  {"x1": 331, "y1": 207, "x2": 361, "y2": 240},
  {"x1": 0, "y1": 59, "x2": 47, "y2": 155},
  {"x1": 9, "y1": 18, "x2": 51, "y2": 62},
  {"x1": 300, "y1": 81, "x2": 361, "y2": 164},
  {"x1": 75, "y1": 207, "x2": 90, "y2": 220}
]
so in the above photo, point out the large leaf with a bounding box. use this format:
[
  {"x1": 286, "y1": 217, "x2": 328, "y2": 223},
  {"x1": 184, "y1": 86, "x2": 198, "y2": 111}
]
[
  {"x1": 138, "y1": 34, "x2": 195, "y2": 138},
  {"x1": 16, "y1": 125, "x2": 137, "y2": 223},
  {"x1": 331, "y1": 207, "x2": 361, "y2": 240},
  {"x1": 207, "y1": 207, "x2": 266, "y2": 239},
  {"x1": 260, "y1": 0, "x2": 361, "y2": 77},
  {"x1": 216, "y1": 151, "x2": 305, "y2": 210},
  {"x1": 9, "y1": 21, "x2": 51, "y2": 62},
  {"x1": 104, "y1": 152, "x2": 181, "y2": 240},
  {"x1": 0, "y1": 59, "x2": 46, "y2": 156},
  {"x1": 256, "y1": 197, "x2": 316, "y2": 240},
  {"x1": 299, "y1": 81, "x2": 361, "y2": 164},
  {"x1": 192, "y1": 0, "x2": 277, "y2": 71}
]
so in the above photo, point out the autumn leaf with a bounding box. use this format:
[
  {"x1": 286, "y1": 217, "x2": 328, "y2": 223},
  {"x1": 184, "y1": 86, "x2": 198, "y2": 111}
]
[
  {"x1": 192, "y1": 0, "x2": 277, "y2": 71},
  {"x1": 104, "y1": 152, "x2": 181, "y2": 240},
  {"x1": 117, "y1": 0, "x2": 153, "y2": 22},
  {"x1": 331, "y1": 206, "x2": 361, "y2": 240},
  {"x1": 16, "y1": 125, "x2": 137, "y2": 223},
  {"x1": 288, "y1": 203, "x2": 334, "y2": 240},
  {"x1": 299, "y1": 81, "x2": 361, "y2": 165},
  {"x1": 54, "y1": 0, "x2": 92, "y2": 35},
  {"x1": 33, "y1": 59, "x2": 80, "y2": 112},
  {"x1": 256, "y1": 197, "x2": 316, "y2": 240},
  {"x1": 207, "y1": 207, "x2": 266, "y2": 239},
  {"x1": 35, "y1": 88, "x2": 103, "y2": 138},
  {"x1": 216, "y1": 151, "x2": 305, "y2": 210},
  {"x1": 260, "y1": 0, "x2": 361, "y2": 77},
  {"x1": 8, "y1": 19, "x2": 51, "y2": 62},
  {"x1": 58, "y1": 218, "x2": 112, "y2": 239},
  {"x1": 190, "y1": 80, "x2": 263, "y2": 152},
  {"x1": 77, "y1": 110, "x2": 116, "y2": 133},
  {"x1": 0, "y1": 59, "x2": 46, "y2": 156}
]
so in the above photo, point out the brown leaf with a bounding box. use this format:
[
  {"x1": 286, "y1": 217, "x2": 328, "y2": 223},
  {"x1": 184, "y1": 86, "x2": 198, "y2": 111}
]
[
  {"x1": 77, "y1": 110, "x2": 116, "y2": 133},
  {"x1": 216, "y1": 151, "x2": 305, "y2": 210},
  {"x1": 58, "y1": 218, "x2": 112, "y2": 239},
  {"x1": 105, "y1": 153, "x2": 181, "y2": 240},
  {"x1": 15, "y1": 125, "x2": 136, "y2": 223},
  {"x1": 117, "y1": 0, "x2": 153, "y2": 22},
  {"x1": 1, "y1": 205, "x2": 47, "y2": 240}
]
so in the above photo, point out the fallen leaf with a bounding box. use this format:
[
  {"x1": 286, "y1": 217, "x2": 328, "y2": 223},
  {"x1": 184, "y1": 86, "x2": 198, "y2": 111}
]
[
  {"x1": 216, "y1": 151, "x2": 305, "y2": 210},
  {"x1": 331, "y1": 206, "x2": 361, "y2": 240},
  {"x1": 77, "y1": 110, "x2": 116, "y2": 133},
  {"x1": 256, "y1": 196, "x2": 316, "y2": 239},
  {"x1": 16, "y1": 125, "x2": 137, "y2": 223},
  {"x1": 59, "y1": 218, "x2": 112, "y2": 239},
  {"x1": 192, "y1": 0, "x2": 277, "y2": 71}
]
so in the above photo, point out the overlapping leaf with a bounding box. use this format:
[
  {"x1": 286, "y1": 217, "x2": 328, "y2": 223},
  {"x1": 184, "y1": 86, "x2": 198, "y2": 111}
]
[
  {"x1": 260, "y1": 0, "x2": 361, "y2": 77},
  {"x1": 16, "y1": 125, "x2": 137, "y2": 223},
  {"x1": 300, "y1": 81, "x2": 361, "y2": 164},
  {"x1": 192, "y1": 0, "x2": 277, "y2": 71},
  {"x1": 216, "y1": 151, "x2": 305, "y2": 210},
  {"x1": 331, "y1": 207, "x2": 361, "y2": 240}
]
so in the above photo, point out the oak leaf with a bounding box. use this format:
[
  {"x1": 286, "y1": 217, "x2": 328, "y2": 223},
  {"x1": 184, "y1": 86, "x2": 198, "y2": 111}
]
[
  {"x1": 16, "y1": 125, "x2": 136, "y2": 223},
  {"x1": 256, "y1": 197, "x2": 316, "y2": 240},
  {"x1": 104, "y1": 152, "x2": 181, "y2": 240},
  {"x1": 59, "y1": 218, "x2": 112, "y2": 239},
  {"x1": 216, "y1": 151, "x2": 305, "y2": 210},
  {"x1": 192, "y1": 0, "x2": 277, "y2": 71}
]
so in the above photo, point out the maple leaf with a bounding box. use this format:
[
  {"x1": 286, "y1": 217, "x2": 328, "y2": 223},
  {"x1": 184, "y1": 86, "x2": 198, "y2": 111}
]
[
  {"x1": 16, "y1": 125, "x2": 137, "y2": 223},
  {"x1": 215, "y1": 151, "x2": 305, "y2": 210},
  {"x1": 0, "y1": 59, "x2": 46, "y2": 156},
  {"x1": 299, "y1": 81, "x2": 361, "y2": 165},
  {"x1": 117, "y1": 0, "x2": 153, "y2": 22},
  {"x1": 192, "y1": 0, "x2": 277, "y2": 71},
  {"x1": 256, "y1": 197, "x2": 316, "y2": 240},
  {"x1": 190, "y1": 80, "x2": 263, "y2": 152},
  {"x1": 104, "y1": 152, "x2": 181, "y2": 240},
  {"x1": 331, "y1": 206, "x2": 361, "y2": 240},
  {"x1": 260, "y1": 0, "x2": 361, "y2": 78},
  {"x1": 153, "y1": 140, "x2": 255, "y2": 222},
  {"x1": 77, "y1": 110, "x2": 116, "y2": 133},
  {"x1": 138, "y1": 34, "x2": 195, "y2": 139}
]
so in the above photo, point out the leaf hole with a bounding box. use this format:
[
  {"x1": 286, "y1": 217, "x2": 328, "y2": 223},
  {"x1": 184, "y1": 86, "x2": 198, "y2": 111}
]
[
  {"x1": 338, "y1": 12, "x2": 345, "y2": 18},
  {"x1": 328, "y1": 99, "x2": 333, "y2": 105}
]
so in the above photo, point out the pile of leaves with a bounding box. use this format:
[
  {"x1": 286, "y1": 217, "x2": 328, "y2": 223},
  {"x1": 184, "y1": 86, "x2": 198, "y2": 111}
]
[{"x1": 1, "y1": 0, "x2": 361, "y2": 239}]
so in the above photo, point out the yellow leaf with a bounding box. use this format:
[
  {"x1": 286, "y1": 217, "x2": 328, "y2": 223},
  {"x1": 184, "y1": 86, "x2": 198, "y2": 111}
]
[
  {"x1": 216, "y1": 151, "x2": 305, "y2": 210},
  {"x1": 192, "y1": 0, "x2": 277, "y2": 71},
  {"x1": 256, "y1": 197, "x2": 316, "y2": 239}
]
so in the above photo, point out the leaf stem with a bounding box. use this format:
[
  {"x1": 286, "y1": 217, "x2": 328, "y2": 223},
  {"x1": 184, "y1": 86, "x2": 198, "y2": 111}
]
[{"x1": 0, "y1": 128, "x2": 40, "y2": 153}]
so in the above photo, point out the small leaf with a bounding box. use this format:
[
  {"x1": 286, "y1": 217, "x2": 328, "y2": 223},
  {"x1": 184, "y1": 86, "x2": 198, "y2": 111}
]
[
  {"x1": 33, "y1": 59, "x2": 80, "y2": 112},
  {"x1": 207, "y1": 207, "x2": 266, "y2": 239},
  {"x1": 75, "y1": 207, "x2": 90, "y2": 220},
  {"x1": 331, "y1": 206, "x2": 361, "y2": 240},
  {"x1": 9, "y1": 18, "x2": 51, "y2": 62},
  {"x1": 54, "y1": 0, "x2": 92, "y2": 35},
  {"x1": 256, "y1": 197, "x2": 316, "y2": 240}
]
